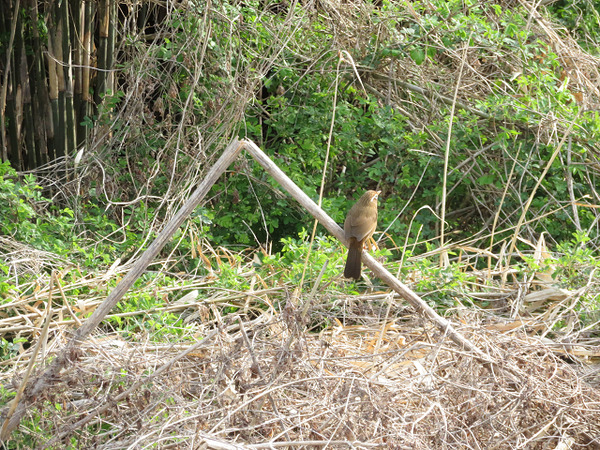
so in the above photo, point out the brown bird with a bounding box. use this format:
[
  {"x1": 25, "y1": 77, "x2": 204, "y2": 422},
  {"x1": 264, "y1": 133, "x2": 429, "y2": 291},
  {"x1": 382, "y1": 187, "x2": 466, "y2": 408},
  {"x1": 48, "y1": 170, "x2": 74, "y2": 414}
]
[{"x1": 343, "y1": 190, "x2": 380, "y2": 279}]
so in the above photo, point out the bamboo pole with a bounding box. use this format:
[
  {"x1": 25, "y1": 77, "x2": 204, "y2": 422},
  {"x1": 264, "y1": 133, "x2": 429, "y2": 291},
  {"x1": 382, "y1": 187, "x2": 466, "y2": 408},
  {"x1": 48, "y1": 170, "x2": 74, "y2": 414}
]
[
  {"x1": 81, "y1": 0, "x2": 92, "y2": 104},
  {"x1": 79, "y1": 0, "x2": 92, "y2": 146},
  {"x1": 23, "y1": 100, "x2": 36, "y2": 169},
  {"x1": 47, "y1": 33, "x2": 59, "y2": 162},
  {"x1": 3, "y1": 14, "x2": 21, "y2": 168},
  {"x1": 25, "y1": 0, "x2": 49, "y2": 166},
  {"x1": 12, "y1": 11, "x2": 26, "y2": 170},
  {"x1": 0, "y1": 139, "x2": 500, "y2": 439},
  {"x1": 71, "y1": 0, "x2": 84, "y2": 147},
  {"x1": 0, "y1": 0, "x2": 21, "y2": 163},
  {"x1": 61, "y1": 0, "x2": 75, "y2": 160},
  {"x1": 106, "y1": 0, "x2": 116, "y2": 94},
  {"x1": 95, "y1": 0, "x2": 109, "y2": 106},
  {"x1": 54, "y1": 5, "x2": 66, "y2": 160}
]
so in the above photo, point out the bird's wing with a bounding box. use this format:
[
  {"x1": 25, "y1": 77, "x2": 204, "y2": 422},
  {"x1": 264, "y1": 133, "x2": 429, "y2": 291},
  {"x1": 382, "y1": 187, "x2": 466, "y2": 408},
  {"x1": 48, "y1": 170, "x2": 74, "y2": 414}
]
[{"x1": 347, "y1": 210, "x2": 377, "y2": 241}]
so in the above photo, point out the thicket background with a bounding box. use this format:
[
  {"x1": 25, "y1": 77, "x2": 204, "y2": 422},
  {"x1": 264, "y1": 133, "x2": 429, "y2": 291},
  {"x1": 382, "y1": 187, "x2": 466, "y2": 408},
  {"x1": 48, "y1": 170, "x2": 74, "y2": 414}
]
[{"x1": 1, "y1": 0, "x2": 600, "y2": 448}]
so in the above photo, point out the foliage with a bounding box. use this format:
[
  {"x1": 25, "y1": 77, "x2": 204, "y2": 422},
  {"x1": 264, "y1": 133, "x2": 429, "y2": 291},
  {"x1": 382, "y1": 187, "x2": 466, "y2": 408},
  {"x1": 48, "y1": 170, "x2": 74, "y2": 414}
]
[
  {"x1": 1, "y1": 0, "x2": 598, "y2": 283},
  {"x1": 1, "y1": 0, "x2": 598, "y2": 302},
  {"x1": 259, "y1": 229, "x2": 345, "y2": 286},
  {"x1": 553, "y1": 232, "x2": 600, "y2": 289},
  {"x1": 184, "y1": 0, "x2": 597, "y2": 257},
  {"x1": 0, "y1": 161, "x2": 75, "y2": 255},
  {"x1": 5, "y1": 3, "x2": 600, "y2": 319},
  {"x1": 548, "y1": 0, "x2": 600, "y2": 53}
]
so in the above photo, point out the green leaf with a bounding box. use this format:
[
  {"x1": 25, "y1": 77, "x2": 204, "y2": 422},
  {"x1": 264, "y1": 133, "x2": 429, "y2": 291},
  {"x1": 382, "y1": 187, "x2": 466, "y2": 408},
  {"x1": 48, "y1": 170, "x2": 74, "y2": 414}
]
[
  {"x1": 477, "y1": 174, "x2": 496, "y2": 185},
  {"x1": 410, "y1": 47, "x2": 426, "y2": 65}
]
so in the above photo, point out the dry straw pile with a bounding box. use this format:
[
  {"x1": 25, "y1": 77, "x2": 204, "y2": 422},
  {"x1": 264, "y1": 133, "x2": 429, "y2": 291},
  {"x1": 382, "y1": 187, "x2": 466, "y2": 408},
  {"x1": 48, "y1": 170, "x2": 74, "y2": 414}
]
[{"x1": 1, "y1": 241, "x2": 600, "y2": 448}]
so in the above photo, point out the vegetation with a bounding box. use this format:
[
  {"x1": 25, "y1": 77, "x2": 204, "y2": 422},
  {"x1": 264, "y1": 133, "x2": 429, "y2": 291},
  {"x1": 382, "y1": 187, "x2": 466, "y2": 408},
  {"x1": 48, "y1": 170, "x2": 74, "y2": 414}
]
[{"x1": 1, "y1": 0, "x2": 600, "y2": 447}]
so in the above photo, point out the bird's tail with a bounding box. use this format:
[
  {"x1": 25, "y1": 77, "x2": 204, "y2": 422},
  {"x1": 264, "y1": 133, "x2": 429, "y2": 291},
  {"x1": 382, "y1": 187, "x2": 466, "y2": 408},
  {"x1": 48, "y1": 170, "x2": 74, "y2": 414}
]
[{"x1": 344, "y1": 239, "x2": 362, "y2": 279}]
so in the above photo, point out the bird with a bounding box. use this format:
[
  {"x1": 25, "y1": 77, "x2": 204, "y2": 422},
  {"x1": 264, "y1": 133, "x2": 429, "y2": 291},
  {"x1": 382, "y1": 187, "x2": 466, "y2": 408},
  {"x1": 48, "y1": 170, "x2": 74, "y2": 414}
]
[{"x1": 343, "y1": 190, "x2": 380, "y2": 279}]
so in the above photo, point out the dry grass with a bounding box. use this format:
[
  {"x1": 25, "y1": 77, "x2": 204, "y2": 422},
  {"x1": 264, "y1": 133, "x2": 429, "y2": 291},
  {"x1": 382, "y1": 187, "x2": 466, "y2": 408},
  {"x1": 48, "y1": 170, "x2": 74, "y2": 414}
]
[
  {"x1": 2, "y1": 238, "x2": 600, "y2": 448},
  {"x1": 5, "y1": 307, "x2": 600, "y2": 448}
]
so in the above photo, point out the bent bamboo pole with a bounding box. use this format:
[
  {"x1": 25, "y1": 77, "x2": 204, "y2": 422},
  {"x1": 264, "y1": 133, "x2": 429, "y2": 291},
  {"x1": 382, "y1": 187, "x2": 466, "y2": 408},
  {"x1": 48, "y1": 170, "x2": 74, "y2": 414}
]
[{"x1": 0, "y1": 138, "x2": 496, "y2": 441}]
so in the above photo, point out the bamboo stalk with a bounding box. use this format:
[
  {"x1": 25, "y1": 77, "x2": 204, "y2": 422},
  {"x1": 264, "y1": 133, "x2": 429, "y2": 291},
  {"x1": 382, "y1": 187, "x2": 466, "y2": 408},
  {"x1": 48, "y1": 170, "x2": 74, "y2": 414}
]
[
  {"x1": 46, "y1": 33, "x2": 59, "y2": 162},
  {"x1": 25, "y1": 0, "x2": 49, "y2": 166},
  {"x1": 81, "y1": 0, "x2": 92, "y2": 104},
  {"x1": 54, "y1": 5, "x2": 66, "y2": 160},
  {"x1": 21, "y1": 6, "x2": 36, "y2": 168},
  {"x1": 11, "y1": 10, "x2": 25, "y2": 170},
  {"x1": 23, "y1": 100, "x2": 36, "y2": 168},
  {"x1": 2, "y1": 1, "x2": 22, "y2": 169},
  {"x1": 71, "y1": 0, "x2": 84, "y2": 146},
  {"x1": 95, "y1": 0, "x2": 109, "y2": 106},
  {"x1": 106, "y1": 0, "x2": 116, "y2": 95},
  {"x1": 5, "y1": 87, "x2": 21, "y2": 170},
  {"x1": 0, "y1": 0, "x2": 21, "y2": 163},
  {"x1": 61, "y1": 0, "x2": 75, "y2": 161}
]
